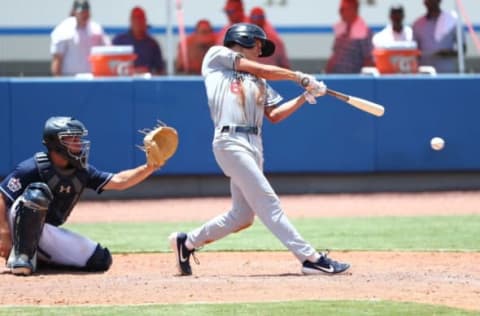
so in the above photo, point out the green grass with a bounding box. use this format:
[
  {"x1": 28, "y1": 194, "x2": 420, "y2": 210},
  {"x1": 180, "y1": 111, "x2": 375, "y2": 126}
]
[
  {"x1": 5, "y1": 216, "x2": 478, "y2": 315},
  {"x1": 0, "y1": 300, "x2": 477, "y2": 316},
  {"x1": 64, "y1": 215, "x2": 480, "y2": 253}
]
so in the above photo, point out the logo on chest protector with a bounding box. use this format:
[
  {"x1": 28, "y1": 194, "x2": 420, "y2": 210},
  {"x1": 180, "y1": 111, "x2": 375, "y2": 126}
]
[{"x1": 59, "y1": 185, "x2": 71, "y2": 194}]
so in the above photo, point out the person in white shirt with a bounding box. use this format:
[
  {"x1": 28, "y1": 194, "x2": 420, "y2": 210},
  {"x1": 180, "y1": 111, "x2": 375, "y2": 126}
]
[
  {"x1": 50, "y1": 0, "x2": 110, "y2": 76},
  {"x1": 373, "y1": 4, "x2": 413, "y2": 48}
]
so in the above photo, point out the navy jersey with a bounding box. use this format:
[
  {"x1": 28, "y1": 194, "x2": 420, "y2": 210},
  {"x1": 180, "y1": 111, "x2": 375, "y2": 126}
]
[{"x1": 0, "y1": 152, "x2": 113, "y2": 226}]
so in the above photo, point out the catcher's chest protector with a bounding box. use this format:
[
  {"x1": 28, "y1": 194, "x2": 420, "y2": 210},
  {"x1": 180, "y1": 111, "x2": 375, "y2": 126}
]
[{"x1": 35, "y1": 152, "x2": 86, "y2": 226}]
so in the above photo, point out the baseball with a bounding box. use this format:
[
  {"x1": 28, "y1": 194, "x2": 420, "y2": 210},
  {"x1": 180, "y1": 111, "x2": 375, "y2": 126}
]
[{"x1": 430, "y1": 137, "x2": 445, "y2": 151}]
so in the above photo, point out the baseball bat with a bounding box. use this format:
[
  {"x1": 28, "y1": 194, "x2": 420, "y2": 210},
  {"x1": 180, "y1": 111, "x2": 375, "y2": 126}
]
[{"x1": 326, "y1": 88, "x2": 385, "y2": 117}]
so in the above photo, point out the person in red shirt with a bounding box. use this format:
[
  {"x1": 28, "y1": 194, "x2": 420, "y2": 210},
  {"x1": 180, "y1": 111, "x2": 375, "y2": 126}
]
[
  {"x1": 325, "y1": 0, "x2": 374, "y2": 73},
  {"x1": 216, "y1": 0, "x2": 249, "y2": 44},
  {"x1": 176, "y1": 19, "x2": 216, "y2": 74},
  {"x1": 249, "y1": 6, "x2": 290, "y2": 69}
]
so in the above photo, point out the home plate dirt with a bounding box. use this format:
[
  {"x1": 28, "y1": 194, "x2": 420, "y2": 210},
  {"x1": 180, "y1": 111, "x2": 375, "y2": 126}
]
[{"x1": 1, "y1": 192, "x2": 479, "y2": 311}]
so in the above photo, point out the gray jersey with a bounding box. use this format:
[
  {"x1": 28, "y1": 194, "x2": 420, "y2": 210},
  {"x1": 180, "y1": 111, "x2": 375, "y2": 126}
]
[{"x1": 201, "y1": 46, "x2": 282, "y2": 129}]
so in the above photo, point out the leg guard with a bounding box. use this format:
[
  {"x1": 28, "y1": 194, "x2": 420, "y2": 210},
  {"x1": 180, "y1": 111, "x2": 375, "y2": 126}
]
[
  {"x1": 12, "y1": 182, "x2": 52, "y2": 276},
  {"x1": 85, "y1": 244, "x2": 112, "y2": 272}
]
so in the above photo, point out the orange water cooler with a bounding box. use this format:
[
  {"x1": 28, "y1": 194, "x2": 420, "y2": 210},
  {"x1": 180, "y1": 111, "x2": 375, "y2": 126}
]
[
  {"x1": 89, "y1": 46, "x2": 137, "y2": 76},
  {"x1": 373, "y1": 41, "x2": 420, "y2": 74}
]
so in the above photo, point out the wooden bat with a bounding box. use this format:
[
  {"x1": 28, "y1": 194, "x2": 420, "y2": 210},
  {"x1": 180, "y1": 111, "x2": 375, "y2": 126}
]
[{"x1": 326, "y1": 88, "x2": 385, "y2": 117}]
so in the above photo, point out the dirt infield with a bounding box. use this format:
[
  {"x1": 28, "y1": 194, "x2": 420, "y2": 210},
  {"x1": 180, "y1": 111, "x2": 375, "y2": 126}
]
[{"x1": 2, "y1": 192, "x2": 480, "y2": 311}]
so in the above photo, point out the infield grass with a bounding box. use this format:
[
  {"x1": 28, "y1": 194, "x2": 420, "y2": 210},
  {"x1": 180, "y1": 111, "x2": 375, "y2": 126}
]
[
  {"x1": 64, "y1": 215, "x2": 480, "y2": 253},
  {"x1": 0, "y1": 300, "x2": 477, "y2": 316}
]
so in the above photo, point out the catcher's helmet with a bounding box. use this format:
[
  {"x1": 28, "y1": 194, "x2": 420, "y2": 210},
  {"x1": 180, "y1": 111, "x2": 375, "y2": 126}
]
[
  {"x1": 42, "y1": 116, "x2": 90, "y2": 169},
  {"x1": 223, "y1": 23, "x2": 275, "y2": 57}
]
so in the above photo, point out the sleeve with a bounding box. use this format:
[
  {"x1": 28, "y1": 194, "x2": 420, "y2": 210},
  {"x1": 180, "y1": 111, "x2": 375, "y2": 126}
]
[
  {"x1": 264, "y1": 82, "x2": 283, "y2": 107},
  {"x1": 0, "y1": 160, "x2": 42, "y2": 207},
  {"x1": 86, "y1": 165, "x2": 114, "y2": 194},
  {"x1": 201, "y1": 46, "x2": 242, "y2": 76},
  {"x1": 152, "y1": 40, "x2": 166, "y2": 73},
  {"x1": 50, "y1": 25, "x2": 67, "y2": 56}
]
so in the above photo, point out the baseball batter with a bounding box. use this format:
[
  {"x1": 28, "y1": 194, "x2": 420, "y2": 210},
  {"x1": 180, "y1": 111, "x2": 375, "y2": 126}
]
[
  {"x1": 0, "y1": 116, "x2": 160, "y2": 276},
  {"x1": 169, "y1": 23, "x2": 350, "y2": 276}
]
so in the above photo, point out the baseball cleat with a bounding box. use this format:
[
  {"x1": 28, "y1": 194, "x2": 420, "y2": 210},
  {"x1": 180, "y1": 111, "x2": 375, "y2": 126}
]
[
  {"x1": 301, "y1": 252, "x2": 350, "y2": 275},
  {"x1": 11, "y1": 254, "x2": 34, "y2": 276},
  {"x1": 168, "y1": 232, "x2": 197, "y2": 276}
]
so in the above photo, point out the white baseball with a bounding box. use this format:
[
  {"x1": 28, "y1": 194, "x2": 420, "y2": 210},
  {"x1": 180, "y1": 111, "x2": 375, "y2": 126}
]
[{"x1": 430, "y1": 137, "x2": 445, "y2": 151}]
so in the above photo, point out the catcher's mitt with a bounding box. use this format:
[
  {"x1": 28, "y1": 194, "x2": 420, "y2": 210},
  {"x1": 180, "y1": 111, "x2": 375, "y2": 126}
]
[{"x1": 139, "y1": 121, "x2": 179, "y2": 168}]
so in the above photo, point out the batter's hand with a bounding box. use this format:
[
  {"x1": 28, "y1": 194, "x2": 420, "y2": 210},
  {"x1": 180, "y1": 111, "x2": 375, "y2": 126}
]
[
  {"x1": 310, "y1": 80, "x2": 327, "y2": 97},
  {"x1": 303, "y1": 80, "x2": 327, "y2": 104},
  {"x1": 295, "y1": 71, "x2": 319, "y2": 91}
]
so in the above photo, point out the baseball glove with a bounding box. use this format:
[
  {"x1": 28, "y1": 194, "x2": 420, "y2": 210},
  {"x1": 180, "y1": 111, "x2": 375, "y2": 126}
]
[{"x1": 139, "y1": 121, "x2": 179, "y2": 168}]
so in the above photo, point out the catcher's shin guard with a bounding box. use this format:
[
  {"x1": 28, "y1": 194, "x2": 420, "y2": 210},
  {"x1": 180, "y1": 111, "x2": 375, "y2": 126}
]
[{"x1": 11, "y1": 183, "x2": 52, "y2": 276}]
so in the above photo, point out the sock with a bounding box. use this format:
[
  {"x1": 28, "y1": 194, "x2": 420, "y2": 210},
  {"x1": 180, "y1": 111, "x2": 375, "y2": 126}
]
[
  {"x1": 185, "y1": 238, "x2": 195, "y2": 250},
  {"x1": 307, "y1": 252, "x2": 321, "y2": 263}
]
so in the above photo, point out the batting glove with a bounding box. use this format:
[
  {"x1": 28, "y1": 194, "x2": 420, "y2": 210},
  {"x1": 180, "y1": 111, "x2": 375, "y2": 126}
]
[
  {"x1": 295, "y1": 71, "x2": 317, "y2": 90},
  {"x1": 303, "y1": 80, "x2": 327, "y2": 104}
]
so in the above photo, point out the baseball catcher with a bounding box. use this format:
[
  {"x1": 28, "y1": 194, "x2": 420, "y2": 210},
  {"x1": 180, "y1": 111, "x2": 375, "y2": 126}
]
[{"x1": 0, "y1": 116, "x2": 175, "y2": 276}]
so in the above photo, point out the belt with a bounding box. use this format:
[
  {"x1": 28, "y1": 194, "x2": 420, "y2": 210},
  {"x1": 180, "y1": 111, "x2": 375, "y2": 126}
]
[{"x1": 221, "y1": 125, "x2": 259, "y2": 135}]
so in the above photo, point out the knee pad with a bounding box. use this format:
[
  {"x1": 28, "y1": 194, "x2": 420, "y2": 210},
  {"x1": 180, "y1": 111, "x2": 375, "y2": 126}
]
[
  {"x1": 85, "y1": 244, "x2": 112, "y2": 272},
  {"x1": 20, "y1": 182, "x2": 53, "y2": 211},
  {"x1": 13, "y1": 182, "x2": 53, "y2": 264}
]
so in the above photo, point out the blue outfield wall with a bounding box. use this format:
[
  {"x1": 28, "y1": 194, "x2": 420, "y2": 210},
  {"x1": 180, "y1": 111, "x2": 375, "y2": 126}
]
[{"x1": 1, "y1": 75, "x2": 479, "y2": 176}]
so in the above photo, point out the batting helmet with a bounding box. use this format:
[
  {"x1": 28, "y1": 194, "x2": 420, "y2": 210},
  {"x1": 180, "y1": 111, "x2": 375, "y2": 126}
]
[
  {"x1": 42, "y1": 116, "x2": 90, "y2": 169},
  {"x1": 223, "y1": 23, "x2": 275, "y2": 57}
]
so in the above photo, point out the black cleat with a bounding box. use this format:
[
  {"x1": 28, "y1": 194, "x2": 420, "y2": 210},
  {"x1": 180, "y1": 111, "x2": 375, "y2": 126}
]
[
  {"x1": 168, "y1": 232, "x2": 197, "y2": 276},
  {"x1": 302, "y1": 252, "x2": 350, "y2": 275}
]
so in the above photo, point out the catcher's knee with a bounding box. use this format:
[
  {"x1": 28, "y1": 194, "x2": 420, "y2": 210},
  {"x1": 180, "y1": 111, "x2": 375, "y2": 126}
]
[
  {"x1": 12, "y1": 182, "x2": 52, "y2": 267},
  {"x1": 85, "y1": 244, "x2": 112, "y2": 272},
  {"x1": 20, "y1": 182, "x2": 53, "y2": 212}
]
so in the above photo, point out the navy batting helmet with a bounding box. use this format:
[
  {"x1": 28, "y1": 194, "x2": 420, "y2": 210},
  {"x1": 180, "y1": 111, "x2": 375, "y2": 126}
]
[
  {"x1": 43, "y1": 116, "x2": 90, "y2": 169},
  {"x1": 223, "y1": 23, "x2": 275, "y2": 57}
]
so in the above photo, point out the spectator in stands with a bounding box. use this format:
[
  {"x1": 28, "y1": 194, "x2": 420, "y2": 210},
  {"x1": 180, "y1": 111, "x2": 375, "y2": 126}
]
[
  {"x1": 372, "y1": 4, "x2": 413, "y2": 48},
  {"x1": 176, "y1": 19, "x2": 216, "y2": 75},
  {"x1": 175, "y1": 19, "x2": 216, "y2": 75},
  {"x1": 113, "y1": 6, "x2": 165, "y2": 75},
  {"x1": 249, "y1": 6, "x2": 291, "y2": 68},
  {"x1": 325, "y1": 0, "x2": 374, "y2": 73},
  {"x1": 50, "y1": 0, "x2": 110, "y2": 76},
  {"x1": 413, "y1": 0, "x2": 465, "y2": 73},
  {"x1": 216, "y1": 0, "x2": 249, "y2": 44}
]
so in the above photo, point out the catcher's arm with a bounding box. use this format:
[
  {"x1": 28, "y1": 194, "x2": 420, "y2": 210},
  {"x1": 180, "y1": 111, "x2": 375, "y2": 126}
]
[
  {"x1": 105, "y1": 121, "x2": 179, "y2": 191},
  {"x1": 103, "y1": 164, "x2": 157, "y2": 191}
]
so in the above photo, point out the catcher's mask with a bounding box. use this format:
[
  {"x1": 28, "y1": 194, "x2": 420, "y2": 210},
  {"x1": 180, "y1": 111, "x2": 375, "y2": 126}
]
[
  {"x1": 42, "y1": 116, "x2": 90, "y2": 169},
  {"x1": 223, "y1": 23, "x2": 275, "y2": 57}
]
